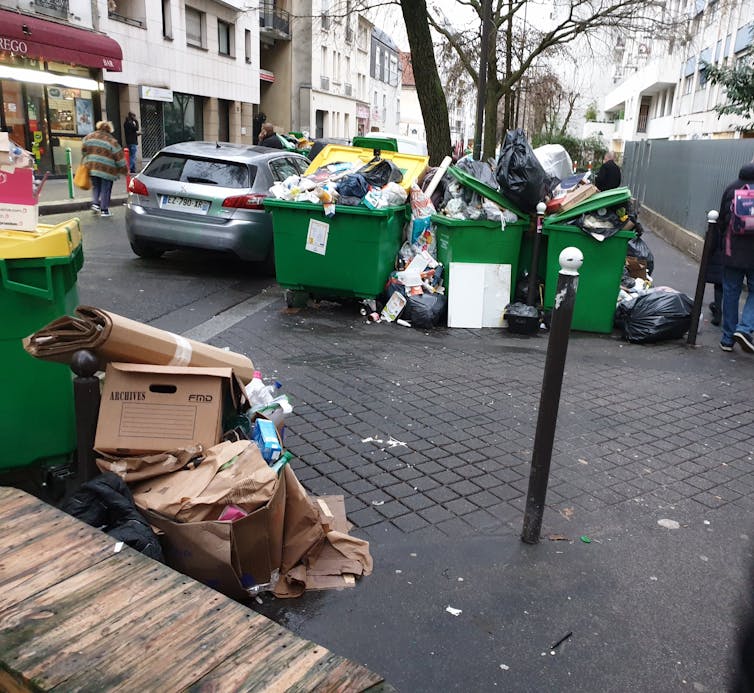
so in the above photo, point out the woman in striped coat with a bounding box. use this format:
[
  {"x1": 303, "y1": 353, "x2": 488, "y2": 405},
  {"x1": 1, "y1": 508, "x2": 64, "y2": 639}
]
[{"x1": 82, "y1": 121, "x2": 126, "y2": 217}]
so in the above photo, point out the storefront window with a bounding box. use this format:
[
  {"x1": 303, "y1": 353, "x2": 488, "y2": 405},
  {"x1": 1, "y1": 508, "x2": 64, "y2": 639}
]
[{"x1": 163, "y1": 92, "x2": 203, "y2": 145}]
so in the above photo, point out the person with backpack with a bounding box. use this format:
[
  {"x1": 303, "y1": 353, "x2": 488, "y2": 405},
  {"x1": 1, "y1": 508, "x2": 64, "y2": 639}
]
[{"x1": 717, "y1": 156, "x2": 754, "y2": 352}]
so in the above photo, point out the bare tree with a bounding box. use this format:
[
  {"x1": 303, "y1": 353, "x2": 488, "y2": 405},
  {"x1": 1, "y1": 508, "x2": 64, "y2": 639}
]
[{"x1": 403, "y1": 0, "x2": 681, "y2": 160}]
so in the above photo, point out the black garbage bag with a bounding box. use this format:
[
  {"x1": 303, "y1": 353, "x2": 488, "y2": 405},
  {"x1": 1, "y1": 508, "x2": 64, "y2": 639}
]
[
  {"x1": 495, "y1": 129, "x2": 548, "y2": 213},
  {"x1": 357, "y1": 157, "x2": 403, "y2": 187},
  {"x1": 455, "y1": 157, "x2": 499, "y2": 190},
  {"x1": 627, "y1": 235, "x2": 655, "y2": 275},
  {"x1": 61, "y1": 472, "x2": 165, "y2": 562},
  {"x1": 337, "y1": 173, "x2": 369, "y2": 199},
  {"x1": 570, "y1": 210, "x2": 624, "y2": 240},
  {"x1": 404, "y1": 292, "x2": 447, "y2": 328},
  {"x1": 617, "y1": 291, "x2": 693, "y2": 343}
]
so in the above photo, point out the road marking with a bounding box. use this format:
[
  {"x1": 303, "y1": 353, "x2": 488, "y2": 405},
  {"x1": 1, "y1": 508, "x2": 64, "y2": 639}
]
[{"x1": 180, "y1": 286, "x2": 281, "y2": 342}]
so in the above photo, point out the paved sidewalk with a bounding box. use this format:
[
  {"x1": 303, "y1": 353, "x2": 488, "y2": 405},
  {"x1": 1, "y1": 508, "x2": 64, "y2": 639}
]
[
  {"x1": 37, "y1": 175, "x2": 129, "y2": 215},
  {"x1": 189, "y1": 228, "x2": 753, "y2": 691}
]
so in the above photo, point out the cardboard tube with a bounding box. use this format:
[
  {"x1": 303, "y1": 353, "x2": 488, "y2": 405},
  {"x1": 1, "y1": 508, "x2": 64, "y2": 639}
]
[{"x1": 424, "y1": 155, "x2": 452, "y2": 199}]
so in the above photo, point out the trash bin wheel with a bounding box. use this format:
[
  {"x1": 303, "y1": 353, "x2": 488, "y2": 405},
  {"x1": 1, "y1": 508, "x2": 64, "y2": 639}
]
[{"x1": 285, "y1": 290, "x2": 309, "y2": 308}]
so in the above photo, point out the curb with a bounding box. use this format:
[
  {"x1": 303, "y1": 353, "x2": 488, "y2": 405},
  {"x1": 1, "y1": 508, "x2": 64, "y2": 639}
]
[{"x1": 39, "y1": 196, "x2": 128, "y2": 216}]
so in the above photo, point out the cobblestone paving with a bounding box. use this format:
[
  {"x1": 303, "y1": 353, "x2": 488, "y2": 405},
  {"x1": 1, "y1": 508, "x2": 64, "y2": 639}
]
[{"x1": 220, "y1": 299, "x2": 754, "y2": 539}]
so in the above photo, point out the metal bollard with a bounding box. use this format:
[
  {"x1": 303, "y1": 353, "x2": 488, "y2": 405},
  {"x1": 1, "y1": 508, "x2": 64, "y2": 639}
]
[
  {"x1": 526, "y1": 202, "x2": 547, "y2": 306},
  {"x1": 521, "y1": 247, "x2": 583, "y2": 544},
  {"x1": 66, "y1": 147, "x2": 74, "y2": 199},
  {"x1": 687, "y1": 210, "x2": 720, "y2": 346},
  {"x1": 124, "y1": 147, "x2": 132, "y2": 188},
  {"x1": 71, "y1": 350, "x2": 101, "y2": 483}
]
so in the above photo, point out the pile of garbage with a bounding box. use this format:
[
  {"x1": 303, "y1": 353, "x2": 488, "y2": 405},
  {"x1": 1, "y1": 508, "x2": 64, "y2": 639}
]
[
  {"x1": 268, "y1": 153, "x2": 409, "y2": 214},
  {"x1": 23, "y1": 307, "x2": 372, "y2": 600}
]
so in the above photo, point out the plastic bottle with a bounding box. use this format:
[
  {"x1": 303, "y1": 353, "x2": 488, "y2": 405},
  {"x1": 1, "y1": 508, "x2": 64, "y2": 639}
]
[{"x1": 245, "y1": 370, "x2": 274, "y2": 408}]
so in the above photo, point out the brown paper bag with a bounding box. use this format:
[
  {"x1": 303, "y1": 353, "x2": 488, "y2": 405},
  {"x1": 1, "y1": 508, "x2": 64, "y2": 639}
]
[
  {"x1": 143, "y1": 470, "x2": 286, "y2": 601},
  {"x1": 96, "y1": 445, "x2": 204, "y2": 483},
  {"x1": 176, "y1": 443, "x2": 277, "y2": 522},
  {"x1": 131, "y1": 440, "x2": 249, "y2": 519}
]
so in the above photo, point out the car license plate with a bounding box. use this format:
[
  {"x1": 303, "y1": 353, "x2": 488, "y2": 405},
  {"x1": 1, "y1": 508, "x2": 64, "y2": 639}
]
[{"x1": 161, "y1": 195, "x2": 210, "y2": 214}]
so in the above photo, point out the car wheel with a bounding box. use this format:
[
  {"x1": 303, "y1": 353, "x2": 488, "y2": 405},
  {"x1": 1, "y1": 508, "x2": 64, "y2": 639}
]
[{"x1": 130, "y1": 239, "x2": 164, "y2": 259}]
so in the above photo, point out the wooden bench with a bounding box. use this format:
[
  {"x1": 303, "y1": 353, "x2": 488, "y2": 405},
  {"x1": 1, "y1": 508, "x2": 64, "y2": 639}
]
[{"x1": 0, "y1": 486, "x2": 387, "y2": 692}]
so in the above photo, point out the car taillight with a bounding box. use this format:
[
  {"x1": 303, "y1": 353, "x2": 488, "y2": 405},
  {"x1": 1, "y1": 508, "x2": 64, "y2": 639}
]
[
  {"x1": 129, "y1": 178, "x2": 148, "y2": 195},
  {"x1": 222, "y1": 193, "x2": 266, "y2": 209}
]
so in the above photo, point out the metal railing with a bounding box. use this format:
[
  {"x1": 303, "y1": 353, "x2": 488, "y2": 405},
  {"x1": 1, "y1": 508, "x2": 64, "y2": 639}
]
[
  {"x1": 320, "y1": 75, "x2": 330, "y2": 90},
  {"x1": 344, "y1": 83, "x2": 352, "y2": 96},
  {"x1": 259, "y1": 2, "x2": 290, "y2": 37}
]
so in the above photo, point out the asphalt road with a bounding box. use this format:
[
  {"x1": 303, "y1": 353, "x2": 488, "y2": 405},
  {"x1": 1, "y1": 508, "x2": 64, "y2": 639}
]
[{"x1": 43, "y1": 206, "x2": 275, "y2": 333}]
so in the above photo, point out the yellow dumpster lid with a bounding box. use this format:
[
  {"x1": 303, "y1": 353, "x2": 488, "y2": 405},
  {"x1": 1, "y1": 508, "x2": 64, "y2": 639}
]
[
  {"x1": 305, "y1": 144, "x2": 429, "y2": 191},
  {"x1": 0, "y1": 218, "x2": 83, "y2": 259}
]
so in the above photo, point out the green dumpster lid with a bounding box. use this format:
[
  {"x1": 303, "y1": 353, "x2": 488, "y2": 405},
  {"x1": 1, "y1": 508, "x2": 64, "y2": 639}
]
[
  {"x1": 545, "y1": 186, "x2": 632, "y2": 223},
  {"x1": 352, "y1": 135, "x2": 399, "y2": 152},
  {"x1": 446, "y1": 166, "x2": 529, "y2": 221}
]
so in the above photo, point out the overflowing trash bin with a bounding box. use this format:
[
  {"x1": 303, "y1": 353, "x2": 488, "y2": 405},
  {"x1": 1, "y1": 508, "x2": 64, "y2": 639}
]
[
  {"x1": 264, "y1": 144, "x2": 429, "y2": 304},
  {"x1": 0, "y1": 219, "x2": 83, "y2": 471},
  {"x1": 542, "y1": 187, "x2": 635, "y2": 333},
  {"x1": 433, "y1": 166, "x2": 529, "y2": 300}
]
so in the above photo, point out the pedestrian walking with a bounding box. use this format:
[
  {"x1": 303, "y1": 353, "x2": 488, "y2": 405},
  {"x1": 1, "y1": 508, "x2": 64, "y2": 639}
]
[
  {"x1": 595, "y1": 151, "x2": 621, "y2": 191},
  {"x1": 717, "y1": 156, "x2": 754, "y2": 352},
  {"x1": 123, "y1": 111, "x2": 140, "y2": 173},
  {"x1": 81, "y1": 121, "x2": 126, "y2": 217}
]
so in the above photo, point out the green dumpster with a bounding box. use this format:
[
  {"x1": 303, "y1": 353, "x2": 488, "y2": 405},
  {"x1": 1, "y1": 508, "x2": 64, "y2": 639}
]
[
  {"x1": 0, "y1": 219, "x2": 84, "y2": 471},
  {"x1": 542, "y1": 187, "x2": 634, "y2": 334},
  {"x1": 264, "y1": 198, "x2": 408, "y2": 300},
  {"x1": 265, "y1": 145, "x2": 429, "y2": 302},
  {"x1": 433, "y1": 166, "x2": 530, "y2": 299}
]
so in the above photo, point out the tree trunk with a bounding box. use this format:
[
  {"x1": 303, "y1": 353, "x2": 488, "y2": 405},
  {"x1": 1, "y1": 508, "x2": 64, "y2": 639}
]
[{"x1": 400, "y1": 0, "x2": 451, "y2": 165}]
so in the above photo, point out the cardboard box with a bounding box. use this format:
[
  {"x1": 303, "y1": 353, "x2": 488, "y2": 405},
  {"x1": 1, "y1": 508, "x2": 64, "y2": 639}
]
[
  {"x1": 559, "y1": 184, "x2": 598, "y2": 212},
  {"x1": 94, "y1": 363, "x2": 246, "y2": 455},
  {"x1": 0, "y1": 167, "x2": 38, "y2": 231},
  {"x1": 0, "y1": 202, "x2": 38, "y2": 231},
  {"x1": 142, "y1": 469, "x2": 286, "y2": 601}
]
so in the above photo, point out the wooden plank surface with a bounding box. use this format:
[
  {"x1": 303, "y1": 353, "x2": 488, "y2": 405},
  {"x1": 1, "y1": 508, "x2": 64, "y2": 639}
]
[{"x1": 0, "y1": 487, "x2": 383, "y2": 692}]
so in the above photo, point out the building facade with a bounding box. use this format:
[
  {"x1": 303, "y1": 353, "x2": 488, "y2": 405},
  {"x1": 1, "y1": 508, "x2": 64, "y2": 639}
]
[
  {"x1": 599, "y1": 0, "x2": 754, "y2": 153},
  {"x1": 1, "y1": 1, "x2": 122, "y2": 174},
  {"x1": 398, "y1": 51, "x2": 424, "y2": 142},
  {"x1": 102, "y1": 0, "x2": 261, "y2": 166}
]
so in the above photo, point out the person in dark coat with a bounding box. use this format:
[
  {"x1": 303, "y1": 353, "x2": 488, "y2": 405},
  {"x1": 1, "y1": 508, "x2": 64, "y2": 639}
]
[
  {"x1": 717, "y1": 157, "x2": 754, "y2": 352},
  {"x1": 258, "y1": 122, "x2": 283, "y2": 149},
  {"x1": 595, "y1": 152, "x2": 621, "y2": 191},
  {"x1": 123, "y1": 112, "x2": 140, "y2": 173}
]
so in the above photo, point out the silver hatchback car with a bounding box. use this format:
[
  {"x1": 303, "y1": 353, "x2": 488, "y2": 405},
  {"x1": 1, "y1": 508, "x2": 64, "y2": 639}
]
[{"x1": 125, "y1": 142, "x2": 310, "y2": 267}]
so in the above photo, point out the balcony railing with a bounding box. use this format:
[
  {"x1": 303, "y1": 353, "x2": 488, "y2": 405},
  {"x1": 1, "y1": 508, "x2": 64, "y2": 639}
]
[
  {"x1": 344, "y1": 83, "x2": 352, "y2": 96},
  {"x1": 34, "y1": 0, "x2": 68, "y2": 19},
  {"x1": 320, "y1": 75, "x2": 330, "y2": 90},
  {"x1": 259, "y1": 2, "x2": 290, "y2": 38},
  {"x1": 321, "y1": 12, "x2": 330, "y2": 29}
]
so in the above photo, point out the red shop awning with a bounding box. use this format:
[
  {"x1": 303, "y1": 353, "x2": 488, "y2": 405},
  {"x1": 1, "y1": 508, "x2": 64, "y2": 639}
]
[{"x1": 0, "y1": 9, "x2": 123, "y2": 71}]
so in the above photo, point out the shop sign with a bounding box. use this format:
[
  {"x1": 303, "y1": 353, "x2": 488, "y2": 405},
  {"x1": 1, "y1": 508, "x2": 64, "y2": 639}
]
[
  {"x1": 0, "y1": 37, "x2": 29, "y2": 54},
  {"x1": 140, "y1": 85, "x2": 173, "y2": 102}
]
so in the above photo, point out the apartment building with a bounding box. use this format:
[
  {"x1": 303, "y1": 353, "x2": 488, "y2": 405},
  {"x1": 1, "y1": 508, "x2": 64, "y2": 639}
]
[
  {"x1": 102, "y1": 0, "x2": 260, "y2": 163},
  {"x1": 598, "y1": 0, "x2": 754, "y2": 152},
  {"x1": 398, "y1": 51, "x2": 424, "y2": 141}
]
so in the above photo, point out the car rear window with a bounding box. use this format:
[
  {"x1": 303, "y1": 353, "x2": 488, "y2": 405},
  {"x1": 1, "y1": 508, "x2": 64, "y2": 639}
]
[{"x1": 143, "y1": 154, "x2": 253, "y2": 188}]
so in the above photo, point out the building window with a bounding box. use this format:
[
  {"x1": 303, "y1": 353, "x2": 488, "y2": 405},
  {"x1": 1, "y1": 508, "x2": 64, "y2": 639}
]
[
  {"x1": 245, "y1": 29, "x2": 251, "y2": 63},
  {"x1": 186, "y1": 6, "x2": 205, "y2": 48},
  {"x1": 162, "y1": 0, "x2": 172, "y2": 38},
  {"x1": 321, "y1": 46, "x2": 328, "y2": 75},
  {"x1": 110, "y1": 0, "x2": 146, "y2": 27},
  {"x1": 218, "y1": 19, "x2": 233, "y2": 56}
]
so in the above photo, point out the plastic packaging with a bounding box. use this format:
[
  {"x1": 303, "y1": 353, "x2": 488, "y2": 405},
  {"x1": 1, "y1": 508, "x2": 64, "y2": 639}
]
[{"x1": 245, "y1": 370, "x2": 274, "y2": 408}]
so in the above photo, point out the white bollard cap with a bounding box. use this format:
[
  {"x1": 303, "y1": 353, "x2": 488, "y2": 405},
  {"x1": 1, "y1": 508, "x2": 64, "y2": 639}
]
[
  {"x1": 707, "y1": 210, "x2": 719, "y2": 223},
  {"x1": 559, "y1": 247, "x2": 583, "y2": 275}
]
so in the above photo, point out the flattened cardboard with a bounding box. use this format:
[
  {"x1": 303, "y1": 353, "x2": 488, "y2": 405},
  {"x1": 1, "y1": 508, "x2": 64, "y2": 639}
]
[
  {"x1": 559, "y1": 184, "x2": 598, "y2": 212},
  {"x1": 143, "y1": 470, "x2": 286, "y2": 601},
  {"x1": 95, "y1": 363, "x2": 245, "y2": 455},
  {"x1": 23, "y1": 305, "x2": 255, "y2": 383}
]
